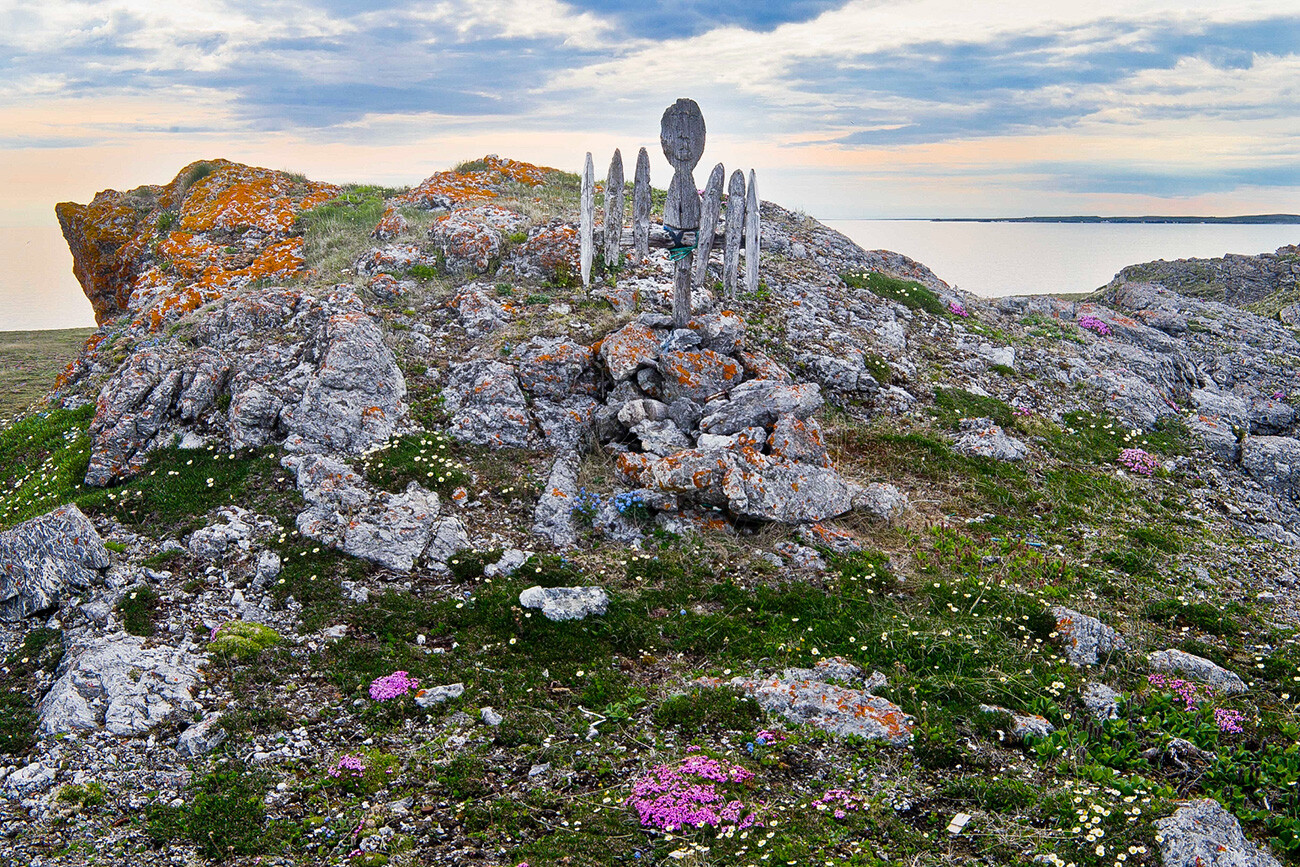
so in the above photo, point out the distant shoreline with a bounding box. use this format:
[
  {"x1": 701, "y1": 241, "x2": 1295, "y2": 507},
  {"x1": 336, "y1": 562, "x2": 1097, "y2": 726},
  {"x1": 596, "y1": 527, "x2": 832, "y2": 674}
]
[{"x1": 928, "y1": 214, "x2": 1300, "y2": 225}]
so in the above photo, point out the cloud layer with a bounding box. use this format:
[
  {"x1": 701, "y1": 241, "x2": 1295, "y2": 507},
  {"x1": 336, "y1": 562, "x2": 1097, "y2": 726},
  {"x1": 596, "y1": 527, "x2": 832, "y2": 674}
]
[{"x1": 2, "y1": 0, "x2": 1298, "y2": 218}]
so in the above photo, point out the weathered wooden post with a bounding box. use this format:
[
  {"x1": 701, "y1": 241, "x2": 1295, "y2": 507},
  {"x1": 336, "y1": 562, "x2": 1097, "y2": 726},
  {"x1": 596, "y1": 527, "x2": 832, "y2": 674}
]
[
  {"x1": 660, "y1": 98, "x2": 706, "y2": 329},
  {"x1": 580, "y1": 152, "x2": 594, "y2": 288},
  {"x1": 743, "y1": 169, "x2": 760, "y2": 295},
  {"x1": 694, "y1": 163, "x2": 725, "y2": 287},
  {"x1": 632, "y1": 148, "x2": 651, "y2": 261},
  {"x1": 603, "y1": 149, "x2": 625, "y2": 270},
  {"x1": 722, "y1": 169, "x2": 746, "y2": 297}
]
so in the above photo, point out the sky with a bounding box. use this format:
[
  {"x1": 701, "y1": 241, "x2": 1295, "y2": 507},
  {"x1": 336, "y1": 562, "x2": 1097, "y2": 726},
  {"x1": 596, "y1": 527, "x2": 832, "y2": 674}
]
[{"x1": 2, "y1": 0, "x2": 1299, "y2": 228}]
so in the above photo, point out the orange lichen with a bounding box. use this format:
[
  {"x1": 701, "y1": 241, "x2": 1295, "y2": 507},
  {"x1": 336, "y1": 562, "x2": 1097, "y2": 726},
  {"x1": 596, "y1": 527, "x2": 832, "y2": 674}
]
[{"x1": 399, "y1": 156, "x2": 557, "y2": 209}]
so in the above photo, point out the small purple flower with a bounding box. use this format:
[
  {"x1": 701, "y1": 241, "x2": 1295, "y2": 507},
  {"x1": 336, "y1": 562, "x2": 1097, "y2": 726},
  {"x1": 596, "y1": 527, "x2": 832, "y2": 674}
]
[
  {"x1": 1214, "y1": 707, "x2": 1246, "y2": 734},
  {"x1": 948, "y1": 300, "x2": 969, "y2": 318},
  {"x1": 369, "y1": 670, "x2": 419, "y2": 701},
  {"x1": 327, "y1": 754, "x2": 368, "y2": 779},
  {"x1": 1274, "y1": 391, "x2": 1286, "y2": 400},
  {"x1": 1118, "y1": 448, "x2": 1160, "y2": 477},
  {"x1": 1078, "y1": 315, "x2": 1112, "y2": 336}
]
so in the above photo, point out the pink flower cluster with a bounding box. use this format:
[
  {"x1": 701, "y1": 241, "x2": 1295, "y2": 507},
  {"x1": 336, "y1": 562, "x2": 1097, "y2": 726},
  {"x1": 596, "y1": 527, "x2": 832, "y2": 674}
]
[
  {"x1": 1078, "y1": 315, "x2": 1112, "y2": 336},
  {"x1": 628, "y1": 754, "x2": 760, "y2": 832},
  {"x1": 369, "y1": 670, "x2": 419, "y2": 701},
  {"x1": 1148, "y1": 673, "x2": 1208, "y2": 711},
  {"x1": 754, "y1": 730, "x2": 786, "y2": 745},
  {"x1": 815, "y1": 789, "x2": 867, "y2": 820},
  {"x1": 1213, "y1": 708, "x2": 1246, "y2": 734},
  {"x1": 1118, "y1": 448, "x2": 1160, "y2": 476},
  {"x1": 328, "y1": 754, "x2": 367, "y2": 779},
  {"x1": 948, "y1": 301, "x2": 969, "y2": 317}
]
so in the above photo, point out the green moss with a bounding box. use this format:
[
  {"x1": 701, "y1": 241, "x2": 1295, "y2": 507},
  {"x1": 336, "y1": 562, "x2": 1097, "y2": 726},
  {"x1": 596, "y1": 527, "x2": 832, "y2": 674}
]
[
  {"x1": 116, "y1": 584, "x2": 160, "y2": 637},
  {"x1": 933, "y1": 387, "x2": 1016, "y2": 429},
  {"x1": 843, "y1": 271, "x2": 947, "y2": 316},
  {"x1": 359, "y1": 431, "x2": 470, "y2": 497},
  {"x1": 0, "y1": 405, "x2": 94, "y2": 530},
  {"x1": 209, "y1": 621, "x2": 282, "y2": 662},
  {"x1": 57, "y1": 781, "x2": 106, "y2": 808}
]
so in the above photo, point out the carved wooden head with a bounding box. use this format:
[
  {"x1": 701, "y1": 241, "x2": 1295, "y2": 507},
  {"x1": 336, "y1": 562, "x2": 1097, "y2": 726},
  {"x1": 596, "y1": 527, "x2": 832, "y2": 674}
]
[{"x1": 659, "y1": 99, "x2": 706, "y2": 170}]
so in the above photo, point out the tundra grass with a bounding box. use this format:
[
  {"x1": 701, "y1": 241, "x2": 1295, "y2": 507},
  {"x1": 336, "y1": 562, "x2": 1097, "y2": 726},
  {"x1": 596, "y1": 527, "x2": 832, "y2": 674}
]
[{"x1": 0, "y1": 328, "x2": 95, "y2": 421}]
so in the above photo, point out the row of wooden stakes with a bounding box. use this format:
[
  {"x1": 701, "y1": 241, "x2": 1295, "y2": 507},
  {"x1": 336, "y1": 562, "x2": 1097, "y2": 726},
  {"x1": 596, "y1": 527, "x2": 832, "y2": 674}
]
[{"x1": 578, "y1": 149, "x2": 761, "y2": 297}]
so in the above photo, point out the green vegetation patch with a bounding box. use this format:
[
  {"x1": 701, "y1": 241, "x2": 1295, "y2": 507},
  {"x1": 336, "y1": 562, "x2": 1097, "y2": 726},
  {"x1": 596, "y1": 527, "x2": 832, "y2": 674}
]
[
  {"x1": 843, "y1": 271, "x2": 948, "y2": 316},
  {"x1": 208, "y1": 621, "x2": 282, "y2": 662},
  {"x1": 933, "y1": 386, "x2": 1016, "y2": 429},
  {"x1": 360, "y1": 431, "x2": 471, "y2": 496},
  {"x1": 0, "y1": 329, "x2": 96, "y2": 421},
  {"x1": 116, "y1": 583, "x2": 160, "y2": 636},
  {"x1": 0, "y1": 627, "x2": 63, "y2": 757},
  {"x1": 0, "y1": 404, "x2": 93, "y2": 530},
  {"x1": 146, "y1": 762, "x2": 277, "y2": 860}
]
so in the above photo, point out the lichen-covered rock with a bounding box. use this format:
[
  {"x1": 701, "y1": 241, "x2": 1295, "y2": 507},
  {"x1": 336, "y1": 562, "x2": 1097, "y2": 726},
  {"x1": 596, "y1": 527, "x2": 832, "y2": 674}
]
[
  {"x1": 443, "y1": 360, "x2": 535, "y2": 448},
  {"x1": 699, "y1": 380, "x2": 823, "y2": 436},
  {"x1": 1149, "y1": 649, "x2": 1247, "y2": 694},
  {"x1": 1051, "y1": 606, "x2": 1125, "y2": 666},
  {"x1": 658, "y1": 349, "x2": 744, "y2": 403},
  {"x1": 284, "y1": 453, "x2": 459, "y2": 573},
  {"x1": 952, "y1": 417, "x2": 1028, "y2": 461},
  {"x1": 187, "y1": 507, "x2": 259, "y2": 560},
  {"x1": 518, "y1": 585, "x2": 610, "y2": 621},
  {"x1": 599, "y1": 321, "x2": 661, "y2": 382},
  {"x1": 768, "y1": 414, "x2": 828, "y2": 466},
  {"x1": 39, "y1": 634, "x2": 204, "y2": 736},
  {"x1": 533, "y1": 451, "x2": 581, "y2": 547},
  {"x1": 1155, "y1": 799, "x2": 1281, "y2": 867},
  {"x1": 534, "y1": 397, "x2": 596, "y2": 451},
  {"x1": 177, "y1": 712, "x2": 228, "y2": 757},
  {"x1": 57, "y1": 160, "x2": 339, "y2": 326},
  {"x1": 722, "y1": 456, "x2": 858, "y2": 523},
  {"x1": 428, "y1": 204, "x2": 526, "y2": 274},
  {"x1": 854, "y1": 483, "x2": 908, "y2": 522},
  {"x1": 371, "y1": 204, "x2": 409, "y2": 241},
  {"x1": 978, "y1": 703, "x2": 1054, "y2": 740},
  {"x1": 715, "y1": 658, "x2": 912, "y2": 745},
  {"x1": 0, "y1": 505, "x2": 109, "y2": 621},
  {"x1": 1082, "y1": 682, "x2": 1122, "y2": 720},
  {"x1": 631, "y1": 419, "x2": 692, "y2": 455},
  {"x1": 511, "y1": 337, "x2": 595, "y2": 400}
]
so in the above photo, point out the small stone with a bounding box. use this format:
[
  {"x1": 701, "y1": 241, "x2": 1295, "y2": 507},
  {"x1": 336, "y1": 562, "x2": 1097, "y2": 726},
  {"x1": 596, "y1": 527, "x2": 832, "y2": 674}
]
[
  {"x1": 414, "y1": 683, "x2": 465, "y2": 708},
  {"x1": 518, "y1": 586, "x2": 610, "y2": 621},
  {"x1": 481, "y1": 707, "x2": 503, "y2": 727}
]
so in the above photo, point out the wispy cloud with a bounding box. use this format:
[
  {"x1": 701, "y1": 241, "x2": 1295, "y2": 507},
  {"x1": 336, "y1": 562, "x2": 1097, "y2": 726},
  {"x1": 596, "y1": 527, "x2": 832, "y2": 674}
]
[{"x1": 0, "y1": 0, "x2": 1297, "y2": 218}]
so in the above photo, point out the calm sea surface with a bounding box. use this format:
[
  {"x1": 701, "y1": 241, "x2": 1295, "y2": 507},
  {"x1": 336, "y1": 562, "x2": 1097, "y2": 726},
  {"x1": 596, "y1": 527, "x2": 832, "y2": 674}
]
[
  {"x1": 824, "y1": 220, "x2": 1300, "y2": 297},
  {"x1": 2, "y1": 222, "x2": 1300, "y2": 331}
]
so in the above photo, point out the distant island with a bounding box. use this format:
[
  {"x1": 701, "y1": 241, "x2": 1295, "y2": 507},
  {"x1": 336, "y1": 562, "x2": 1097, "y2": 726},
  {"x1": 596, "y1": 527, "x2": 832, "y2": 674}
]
[{"x1": 932, "y1": 214, "x2": 1300, "y2": 224}]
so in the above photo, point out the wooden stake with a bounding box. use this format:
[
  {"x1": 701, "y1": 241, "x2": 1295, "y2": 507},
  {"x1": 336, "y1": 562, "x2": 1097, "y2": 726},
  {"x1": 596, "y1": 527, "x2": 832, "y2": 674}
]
[
  {"x1": 632, "y1": 148, "x2": 651, "y2": 261},
  {"x1": 744, "y1": 169, "x2": 760, "y2": 295},
  {"x1": 580, "y1": 152, "x2": 594, "y2": 289},
  {"x1": 603, "y1": 149, "x2": 625, "y2": 270},
  {"x1": 694, "y1": 163, "x2": 725, "y2": 287},
  {"x1": 723, "y1": 169, "x2": 746, "y2": 297}
]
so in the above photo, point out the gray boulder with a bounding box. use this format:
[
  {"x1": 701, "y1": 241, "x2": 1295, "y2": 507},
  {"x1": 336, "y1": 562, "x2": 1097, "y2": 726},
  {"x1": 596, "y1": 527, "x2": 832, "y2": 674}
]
[
  {"x1": 1051, "y1": 607, "x2": 1125, "y2": 666},
  {"x1": 40, "y1": 633, "x2": 204, "y2": 736},
  {"x1": 518, "y1": 585, "x2": 610, "y2": 621},
  {"x1": 443, "y1": 360, "x2": 536, "y2": 449},
  {"x1": 414, "y1": 683, "x2": 465, "y2": 708},
  {"x1": 979, "y1": 703, "x2": 1054, "y2": 740},
  {"x1": 0, "y1": 504, "x2": 109, "y2": 621},
  {"x1": 854, "y1": 483, "x2": 908, "y2": 522},
  {"x1": 953, "y1": 418, "x2": 1028, "y2": 462},
  {"x1": 657, "y1": 349, "x2": 745, "y2": 403},
  {"x1": 1149, "y1": 649, "x2": 1247, "y2": 694},
  {"x1": 716, "y1": 657, "x2": 912, "y2": 745},
  {"x1": 177, "y1": 712, "x2": 227, "y2": 757},
  {"x1": 1242, "y1": 436, "x2": 1300, "y2": 499},
  {"x1": 1082, "y1": 682, "x2": 1122, "y2": 721},
  {"x1": 511, "y1": 336, "x2": 595, "y2": 400},
  {"x1": 722, "y1": 459, "x2": 858, "y2": 523},
  {"x1": 1155, "y1": 799, "x2": 1281, "y2": 867},
  {"x1": 700, "y1": 380, "x2": 823, "y2": 436},
  {"x1": 631, "y1": 419, "x2": 692, "y2": 456}
]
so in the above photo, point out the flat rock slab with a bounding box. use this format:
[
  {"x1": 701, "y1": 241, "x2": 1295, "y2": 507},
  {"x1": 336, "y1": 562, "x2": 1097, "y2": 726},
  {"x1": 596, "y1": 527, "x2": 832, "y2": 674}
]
[
  {"x1": 953, "y1": 419, "x2": 1028, "y2": 462},
  {"x1": 0, "y1": 504, "x2": 109, "y2": 621},
  {"x1": 1149, "y1": 649, "x2": 1247, "y2": 694},
  {"x1": 1155, "y1": 799, "x2": 1281, "y2": 867},
  {"x1": 600, "y1": 322, "x2": 661, "y2": 382},
  {"x1": 40, "y1": 633, "x2": 204, "y2": 737},
  {"x1": 711, "y1": 657, "x2": 912, "y2": 745},
  {"x1": 519, "y1": 585, "x2": 609, "y2": 621},
  {"x1": 1051, "y1": 606, "x2": 1125, "y2": 666}
]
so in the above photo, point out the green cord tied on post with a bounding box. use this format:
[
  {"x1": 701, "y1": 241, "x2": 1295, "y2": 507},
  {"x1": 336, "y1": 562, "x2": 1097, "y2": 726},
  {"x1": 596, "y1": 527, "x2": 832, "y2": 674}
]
[{"x1": 664, "y1": 224, "x2": 698, "y2": 261}]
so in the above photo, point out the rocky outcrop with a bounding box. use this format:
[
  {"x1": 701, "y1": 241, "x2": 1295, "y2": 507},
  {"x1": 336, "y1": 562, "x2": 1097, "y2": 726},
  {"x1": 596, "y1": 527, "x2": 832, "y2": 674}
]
[
  {"x1": 82, "y1": 288, "x2": 406, "y2": 485},
  {"x1": 39, "y1": 634, "x2": 204, "y2": 736},
  {"x1": 1155, "y1": 799, "x2": 1282, "y2": 867},
  {"x1": 518, "y1": 585, "x2": 609, "y2": 621},
  {"x1": 1105, "y1": 244, "x2": 1299, "y2": 308},
  {"x1": 284, "y1": 453, "x2": 467, "y2": 573},
  {"x1": 0, "y1": 505, "x2": 109, "y2": 621},
  {"x1": 57, "y1": 160, "x2": 338, "y2": 326}
]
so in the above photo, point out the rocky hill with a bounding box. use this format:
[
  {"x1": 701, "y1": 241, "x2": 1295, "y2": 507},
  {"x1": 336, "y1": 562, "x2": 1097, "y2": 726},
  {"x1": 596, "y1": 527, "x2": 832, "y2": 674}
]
[
  {"x1": 1, "y1": 156, "x2": 1298, "y2": 867},
  {"x1": 1102, "y1": 244, "x2": 1300, "y2": 319}
]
